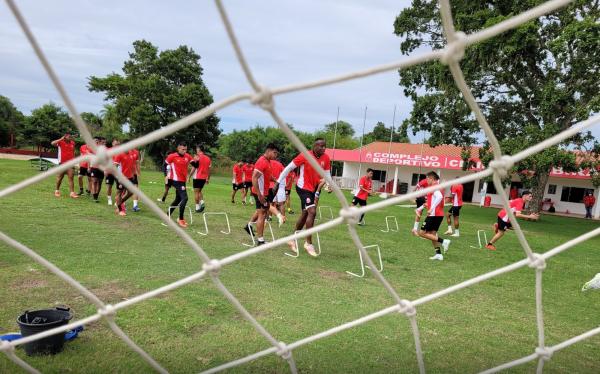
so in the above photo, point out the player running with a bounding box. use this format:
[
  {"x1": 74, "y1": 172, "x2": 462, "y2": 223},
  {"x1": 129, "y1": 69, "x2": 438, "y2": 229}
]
[
  {"x1": 241, "y1": 161, "x2": 254, "y2": 205},
  {"x1": 231, "y1": 161, "x2": 244, "y2": 204},
  {"x1": 51, "y1": 132, "x2": 78, "y2": 199},
  {"x1": 485, "y1": 190, "x2": 539, "y2": 250},
  {"x1": 113, "y1": 149, "x2": 137, "y2": 217},
  {"x1": 244, "y1": 144, "x2": 279, "y2": 246},
  {"x1": 166, "y1": 142, "x2": 197, "y2": 228},
  {"x1": 412, "y1": 176, "x2": 429, "y2": 235},
  {"x1": 444, "y1": 181, "x2": 463, "y2": 237},
  {"x1": 277, "y1": 138, "x2": 331, "y2": 257},
  {"x1": 352, "y1": 168, "x2": 374, "y2": 226},
  {"x1": 415, "y1": 171, "x2": 451, "y2": 261},
  {"x1": 190, "y1": 145, "x2": 211, "y2": 213},
  {"x1": 77, "y1": 142, "x2": 91, "y2": 195}
]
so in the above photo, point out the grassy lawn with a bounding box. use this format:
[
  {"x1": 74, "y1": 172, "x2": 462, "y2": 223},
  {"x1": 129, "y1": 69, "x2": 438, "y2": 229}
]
[{"x1": 0, "y1": 158, "x2": 599, "y2": 373}]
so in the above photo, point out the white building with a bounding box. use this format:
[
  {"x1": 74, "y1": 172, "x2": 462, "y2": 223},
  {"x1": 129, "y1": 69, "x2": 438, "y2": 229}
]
[{"x1": 326, "y1": 142, "x2": 600, "y2": 218}]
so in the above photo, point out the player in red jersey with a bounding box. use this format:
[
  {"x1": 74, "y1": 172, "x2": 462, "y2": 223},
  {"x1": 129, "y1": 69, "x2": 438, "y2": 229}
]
[
  {"x1": 352, "y1": 168, "x2": 374, "y2": 225},
  {"x1": 444, "y1": 181, "x2": 464, "y2": 237},
  {"x1": 104, "y1": 138, "x2": 120, "y2": 206},
  {"x1": 415, "y1": 171, "x2": 451, "y2": 261},
  {"x1": 231, "y1": 161, "x2": 244, "y2": 204},
  {"x1": 129, "y1": 147, "x2": 141, "y2": 212},
  {"x1": 113, "y1": 149, "x2": 137, "y2": 217},
  {"x1": 88, "y1": 137, "x2": 105, "y2": 203},
  {"x1": 241, "y1": 161, "x2": 254, "y2": 205},
  {"x1": 277, "y1": 138, "x2": 331, "y2": 257},
  {"x1": 77, "y1": 142, "x2": 91, "y2": 195},
  {"x1": 284, "y1": 169, "x2": 297, "y2": 214},
  {"x1": 51, "y1": 132, "x2": 78, "y2": 198},
  {"x1": 190, "y1": 145, "x2": 211, "y2": 213},
  {"x1": 243, "y1": 143, "x2": 280, "y2": 246},
  {"x1": 166, "y1": 142, "x2": 197, "y2": 228},
  {"x1": 485, "y1": 191, "x2": 538, "y2": 250},
  {"x1": 412, "y1": 176, "x2": 429, "y2": 235}
]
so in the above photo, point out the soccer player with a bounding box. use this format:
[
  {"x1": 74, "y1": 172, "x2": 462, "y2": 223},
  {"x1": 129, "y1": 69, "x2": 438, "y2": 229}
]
[
  {"x1": 157, "y1": 152, "x2": 172, "y2": 203},
  {"x1": 412, "y1": 176, "x2": 429, "y2": 235},
  {"x1": 231, "y1": 161, "x2": 244, "y2": 204},
  {"x1": 485, "y1": 191, "x2": 539, "y2": 250},
  {"x1": 416, "y1": 171, "x2": 451, "y2": 261},
  {"x1": 241, "y1": 161, "x2": 254, "y2": 205},
  {"x1": 244, "y1": 143, "x2": 279, "y2": 246},
  {"x1": 190, "y1": 145, "x2": 211, "y2": 213},
  {"x1": 284, "y1": 169, "x2": 297, "y2": 214},
  {"x1": 104, "y1": 139, "x2": 120, "y2": 206},
  {"x1": 269, "y1": 158, "x2": 286, "y2": 225},
  {"x1": 77, "y1": 142, "x2": 91, "y2": 195},
  {"x1": 166, "y1": 142, "x2": 196, "y2": 228},
  {"x1": 277, "y1": 138, "x2": 331, "y2": 257},
  {"x1": 88, "y1": 137, "x2": 105, "y2": 203},
  {"x1": 129, "y1": 145, "x2": 141, "y2": 212},
  {"x1": 51, "y1": 132, "x2": 78, "y2": 198},
  {"x1": 352, "y1": 168, "x2": 374, "y2": 225},
  {"x1": 444, "y1": 181, "x2": 463, "y2": 237},
  {"x1": 113, "y1": 149, "x2": 137, "y2": 217}
]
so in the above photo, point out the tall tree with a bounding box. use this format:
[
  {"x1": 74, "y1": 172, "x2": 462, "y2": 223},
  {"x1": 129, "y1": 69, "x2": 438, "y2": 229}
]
[
  {"x1": 80, "y1": 112, "x2": 103, "y2": 136},
  {"x1": 98, "y1": 104, "x2": 124, "y2": 141},
  {"x1": 21, "y1": 103, "x2": 73, "y2": 151},
  {"x1": 394, "y1": 0, "x2": 600, "y2": 212},
  {"x1": 0, "y1": 95, "x2": 25, "y2": 147},
  {"x1": 88, "y1": 40, "x2": 221, "y2": 164},
  {"x1": 324, "y1": 120, "x2": 355, "y2": 137}
]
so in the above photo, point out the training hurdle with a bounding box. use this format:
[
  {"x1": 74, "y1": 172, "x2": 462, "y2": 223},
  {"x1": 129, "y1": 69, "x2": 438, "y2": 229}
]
[
  {"x1": 318, "y1": 205, "x2": 334, "y2": 221},
  {"x1": 196, "y1": 212, "x2": 231, "y2": 236},
  {"x1": 470, "y1": 230, "x2": 488, "y2": 249},
  {"x1": 380, "y1": 216, "x2": 399, "y2": 233},
  {"x1": 346, "y1": 244, "x2": 384, "y2": 278},
  {"x1": 242, "y1": 221, "x2": 275, "y2": 247},
  {"x1": 161, "y1": 206, "x2": 193, "y2": 226},
  {"x1": 284, "y1": 230, "x2": 322, "y2": 258}
]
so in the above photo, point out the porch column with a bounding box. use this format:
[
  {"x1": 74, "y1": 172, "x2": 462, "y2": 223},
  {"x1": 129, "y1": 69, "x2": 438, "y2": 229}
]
[
  {"x1": 594, "y1": 188, "x2": 600, "y2": 219},
  {"x1": 392, "y1": 166, "x2": 399, "y2": 195}
]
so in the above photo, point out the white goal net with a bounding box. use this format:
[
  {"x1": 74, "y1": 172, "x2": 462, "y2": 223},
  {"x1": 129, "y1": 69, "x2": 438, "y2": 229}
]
[{"x1": 1, "y1": 0, "x2": 600, "y2": 373}]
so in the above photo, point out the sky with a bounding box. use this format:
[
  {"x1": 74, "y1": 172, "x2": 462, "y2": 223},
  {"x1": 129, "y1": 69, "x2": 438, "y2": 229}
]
[{"x1": 1, "y1": 0, "x2": 425, "y2": 141}]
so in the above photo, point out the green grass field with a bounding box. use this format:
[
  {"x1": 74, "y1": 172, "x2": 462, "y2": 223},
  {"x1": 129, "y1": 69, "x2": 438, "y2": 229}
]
[{"x1": 1, "y1": 158, "x2": 599, "y2": 373}]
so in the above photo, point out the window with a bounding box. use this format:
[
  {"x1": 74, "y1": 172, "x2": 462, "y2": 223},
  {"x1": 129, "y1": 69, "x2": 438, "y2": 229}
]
[
  {"x1": 486, "y1": 182, "x2": 497, "y2": 194},
  {"x1": 411, "y1": 173, "x2": 426, "y2": 186},
  {"x1": 547, "y1": 184, "x2": 557, "y2": 194},
  {"x1": 560, "y1": 186, "x2": 588, "y2": 203},
  {"x1": 371, "y1": 170, "x2": 386, "y2": 182}
]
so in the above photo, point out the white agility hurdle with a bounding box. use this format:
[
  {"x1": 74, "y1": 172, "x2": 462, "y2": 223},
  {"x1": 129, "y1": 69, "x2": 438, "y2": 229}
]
[
  {"x1": 380, "y1": 216, "x2": 399, "y2": 233},
  {"x1": 161, "y1": 206, "x2": 193, "y2": 226},
  {"x1": 346, "y1": 244, "x2": 384, "y2": 278},
  {"x1": 196, "y1": 212, "x2": 231, "y2": 236},
  {"x1": 242, "y1": 221, "x2": 275, "y2": 247},
  {"x1": 285, "y1": 230, "x2": 322, "y2": 258},
  {"x1": 318, "y1": 205, "x2": 334, "y2": 221},
  {"x1": 470, "y1": 230, "x2": 488, "y2": 249}
]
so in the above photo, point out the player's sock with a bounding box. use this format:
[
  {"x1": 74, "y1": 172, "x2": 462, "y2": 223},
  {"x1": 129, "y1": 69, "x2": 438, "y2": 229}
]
[
  {"x1": 455, "y1": 229, "x2": 460, "y2": 235},
  {"x1": 133, "y1": 200, "x2": 138, "y2": 208},
  {"x1": 93, "y1": 193, "x2": 99, "y2": 200},
  {"x1": 413, "y1": 222, "x2": 419, "y2": 230},
  {"x1": 257, "y1": 237, "x2": 264, "y2": 242},
  {"x1": 447, "y1": 225, "x2": 452, "y2": 231},
  {"x1": 107, "y1": 197, "x2": 113, "y2": 205},
  {"x1": 200, "y1": 199, "x2": 205, "y2": 205},
  {"x1": 435, "y1": 248, "x2": 442, "y2": 255},
  {"x1": 195, "y1": 203, "x2": 200, "y2": 210},
  {"x1": 437, "y1": 237, "x2": 444, "y2": 243}
]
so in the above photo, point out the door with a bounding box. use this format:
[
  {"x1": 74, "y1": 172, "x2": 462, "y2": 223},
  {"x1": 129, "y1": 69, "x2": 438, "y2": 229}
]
[{"x1": 463, "y1": 181, "x2": 475, "y2": 202}]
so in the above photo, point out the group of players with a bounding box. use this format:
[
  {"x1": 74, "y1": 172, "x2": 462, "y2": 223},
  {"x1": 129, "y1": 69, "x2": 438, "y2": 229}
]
[
  {"x1": 52, "y1": 133, "x2": 142, "y2": 214},
  {"x1": 52, "y1": 132, "x2": 537, "y2": 258}
]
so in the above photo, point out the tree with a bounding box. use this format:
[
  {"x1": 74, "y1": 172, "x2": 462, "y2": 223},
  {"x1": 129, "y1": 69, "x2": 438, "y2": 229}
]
[
  {"x1": 394, "y1": 0, "x2": 600, "y2": 212},
  {"x1": 21, "y1": 103, "x2": 73, "y2": 151},
  {"x1": 88, "y1": 40, "x2": 221, "y2": 165},
  {"x1": 219, "y1": 126, "x2": 314, "y2": 165},
  {"x1": 80, "y1": 112, "x2": 103, "y2": 136},
  {"x1": 363, "y1": 121, "x2": 410, "y2": 144},
  {"x1": 0, "y1": 95, "x2": 25, "y2": 147},
  {"x1": 98, "y1": 105, "x2": 124, "y2": 141},
  {"x1": 324, "y1": 120, "x2": 355, "y2": 137}
]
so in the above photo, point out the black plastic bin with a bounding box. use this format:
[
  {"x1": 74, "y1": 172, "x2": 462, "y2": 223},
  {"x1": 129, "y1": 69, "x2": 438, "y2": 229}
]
[{"x1": 16, "y1": 307, "x2": 73, "y2": 356}]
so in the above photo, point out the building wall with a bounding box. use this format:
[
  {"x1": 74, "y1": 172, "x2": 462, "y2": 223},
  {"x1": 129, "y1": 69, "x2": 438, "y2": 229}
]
[{"x1": 339, "y1": 161, "x2": 597, "y2": 216}]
